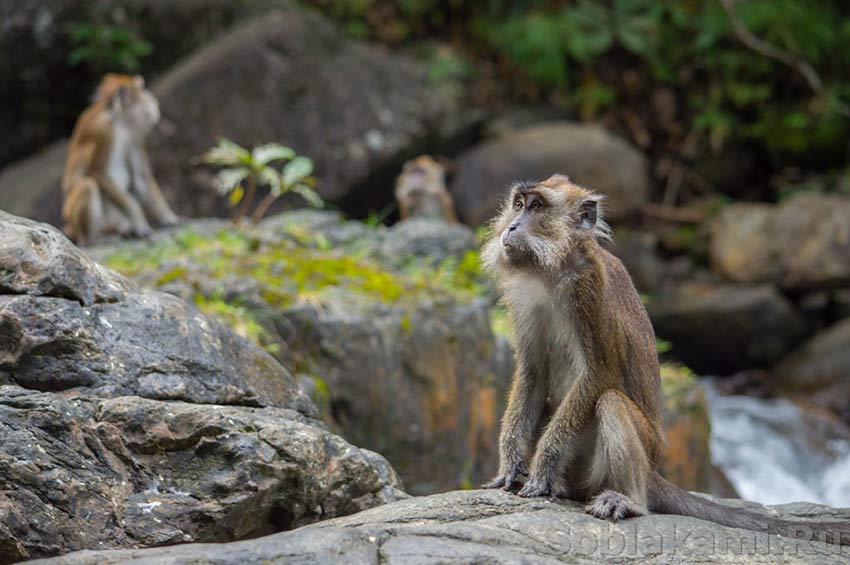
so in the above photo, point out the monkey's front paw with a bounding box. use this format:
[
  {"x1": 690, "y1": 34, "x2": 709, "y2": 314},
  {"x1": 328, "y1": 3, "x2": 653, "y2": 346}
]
[{"x1": 516, "y1": 476, "x2": 552, "y2": 498}]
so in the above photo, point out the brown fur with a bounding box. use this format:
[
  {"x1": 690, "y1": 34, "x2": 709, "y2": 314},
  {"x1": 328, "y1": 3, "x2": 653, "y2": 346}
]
[
  {"x1": 62, "y1": 74, "x2": 177, "y2": 245},
  {"x1": 483, "y1": 174, "x2": 850, "y2": 546},
  {"x1": 395, "y1": 155, "x2": 458, "y2": 223}
]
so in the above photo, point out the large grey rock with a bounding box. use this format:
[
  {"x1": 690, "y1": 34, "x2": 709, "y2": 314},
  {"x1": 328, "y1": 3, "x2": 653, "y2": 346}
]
[
  {"x1": 648, "y1": 282, "x2": 806, "y2": 374},
  {"x1": 148, "y1": 7, "x2": 472, "y2": 218},
  {"x1": 773, "y1": 318, "x2": 850, "y2": 421},
  {"x1": 0, "y1": 386, "x2": 404, "y2": 562},
  {"x1": 711, "y1": 194, "x2": 850, "y2": 290},
  {"x1": 450, "y1": 122, "x2": 651, "y2": 226},
  {"x1": 91, "y1": 211, "x2": 513, "y2": 495},
  {"x1": 27, "y1": 489, "x2": 850, "y2": 564},
  {"x1": 0, "y1": 211, "x2": 405, "y2": 560},
  {"x1": 0, "y1": 211, "x2": 310, "y2": 411}
]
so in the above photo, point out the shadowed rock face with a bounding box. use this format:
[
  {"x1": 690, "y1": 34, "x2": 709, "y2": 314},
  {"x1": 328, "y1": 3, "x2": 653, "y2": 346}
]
[
  {"x1": 0, "y1": 211, "x2": 405, "y2": 562},
  {"x1": 26, "y1": 490, "x2": 850, "y2": 564}
]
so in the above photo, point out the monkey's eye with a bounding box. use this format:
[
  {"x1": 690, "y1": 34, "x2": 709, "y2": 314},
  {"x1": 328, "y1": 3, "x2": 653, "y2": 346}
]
[
  {"x1": 529, "y1": 199, "x2": 542, "y2": 210},
  {"x1": 514, "y1": 200, "x2": 523, "y2": 210}
]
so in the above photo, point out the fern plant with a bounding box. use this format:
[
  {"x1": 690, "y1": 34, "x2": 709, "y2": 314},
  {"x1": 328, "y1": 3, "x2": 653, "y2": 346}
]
[{"x1": 202, "y1": 139, "x2": 322, "y2": 223}]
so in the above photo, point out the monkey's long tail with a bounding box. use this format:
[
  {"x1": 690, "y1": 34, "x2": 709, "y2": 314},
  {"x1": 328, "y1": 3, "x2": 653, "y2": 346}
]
[{"x1": 648, "y1": 472, "x2": 850, "y2": 546}]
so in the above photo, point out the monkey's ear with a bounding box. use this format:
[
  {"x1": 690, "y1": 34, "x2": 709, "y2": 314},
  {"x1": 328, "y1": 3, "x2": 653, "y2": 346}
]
[{"x1": 579, "y1": 199, "x2": 598, "y2": 230}]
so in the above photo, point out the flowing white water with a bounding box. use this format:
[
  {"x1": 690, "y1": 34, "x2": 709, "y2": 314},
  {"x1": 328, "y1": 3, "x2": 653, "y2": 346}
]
[{"x1": 706, "y1": 382, "x2": 850, "y2": 506}]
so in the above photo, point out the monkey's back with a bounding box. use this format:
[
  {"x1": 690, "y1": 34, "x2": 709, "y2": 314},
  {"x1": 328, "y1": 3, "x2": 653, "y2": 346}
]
[{"x1": 597, "y1": 247, "x2": 663, "y2": 429}]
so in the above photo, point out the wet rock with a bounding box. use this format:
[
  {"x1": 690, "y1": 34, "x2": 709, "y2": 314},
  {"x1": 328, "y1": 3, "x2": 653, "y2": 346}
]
[
  {"x1": 30, "y1": 489, "x2": 850, "y2": 564},
  {"x1": 648, "y1": 282, "x2": 806, "y2": 374},
  {"x1": 450, "y1": 122, "x2": 651, "y2": 226},
  {"x1": 711, "y1": 194, "x2": 850, "y2": 290},
  {"x1": 773, "y1": 318, "x2": 850, "y2": 422}
]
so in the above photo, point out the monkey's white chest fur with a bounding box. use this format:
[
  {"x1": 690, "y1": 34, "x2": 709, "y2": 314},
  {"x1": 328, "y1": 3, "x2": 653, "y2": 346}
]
[
  {"x1": 106, "y1": 123, "x2": 134, "y2": 191},
  {"x1": 504, "y1": 274, "x2": 587, "y2": 401}
]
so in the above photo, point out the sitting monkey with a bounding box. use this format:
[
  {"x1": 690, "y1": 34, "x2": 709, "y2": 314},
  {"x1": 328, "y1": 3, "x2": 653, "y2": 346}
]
[
  {"x1": 62, "y1": 74, "x2": 178, "y2": 245},
  {"x1": 482, "y1": 174, "x2": 849, "y2": 546},
  {"x1": 394, "y1": 155, "x2": 458, "y2": 223}
]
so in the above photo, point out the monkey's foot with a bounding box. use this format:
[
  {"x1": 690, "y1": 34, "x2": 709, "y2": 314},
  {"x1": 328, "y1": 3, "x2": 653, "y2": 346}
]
[
  {"x1": 483, "y1": 464, "x2": 526, "y2": 491},
  {"x1": 516, "y1": 476, "x2": 552, "y2": 498},
  {"x1": 585, "y1": 490, "x2": 644, "y2": 521}
]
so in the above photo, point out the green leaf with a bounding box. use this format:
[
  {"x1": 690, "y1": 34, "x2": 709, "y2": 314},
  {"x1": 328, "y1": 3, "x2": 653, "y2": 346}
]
[
  {"x1": 213, "y1": 167, "x2": 250, "y2": 195},
  {"x1": 259, "y1": 166, "x2": 281, "y2": 190},
  {"x1": 203, "y1": 138, "x2": 251, "y2": 166},
  {"x1": 252, "y1": 143, "x2": 296, "y2": 166},
  {"x1": 291, "y1": 183, "x2": 324, "y2": 208},
  {"x1": 282, "y1": 156, "x2": 314, "y2": 187}
]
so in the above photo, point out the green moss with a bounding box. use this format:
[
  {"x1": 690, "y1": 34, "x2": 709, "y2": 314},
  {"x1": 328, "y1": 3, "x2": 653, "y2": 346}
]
[
  {"x1": 660, "y1": 362, "x2": 698, "y2": 402},
  {"x1": 193, "y1": 292, "x2": 275, "y2": 351}
]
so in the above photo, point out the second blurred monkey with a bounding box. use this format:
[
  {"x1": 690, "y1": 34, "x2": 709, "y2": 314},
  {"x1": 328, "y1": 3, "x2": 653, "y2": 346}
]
[{"x1": 395, "y1": 155, "x2": 458, "y2": 223}]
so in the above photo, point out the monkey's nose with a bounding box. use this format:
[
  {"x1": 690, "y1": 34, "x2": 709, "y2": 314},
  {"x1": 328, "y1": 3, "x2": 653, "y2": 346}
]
[{"x1": 508, "y1": 224, "x2": 518, "y2": 232}]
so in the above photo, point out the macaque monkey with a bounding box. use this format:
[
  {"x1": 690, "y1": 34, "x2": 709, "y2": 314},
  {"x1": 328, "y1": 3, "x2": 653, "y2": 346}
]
[
  {"x1": 395, "y1": 155, "x2": 458, "y2": 223},
  {"x1": 482, "y1": 174, "x2": 849, "y2": 545},
  {"x1": 62, "y1": 74, "x2": 178, "y2": 245}
]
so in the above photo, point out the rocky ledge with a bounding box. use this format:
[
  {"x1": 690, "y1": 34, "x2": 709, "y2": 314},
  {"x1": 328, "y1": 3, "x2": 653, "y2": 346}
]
[{"x1": 27, "y1": 489, "x2": 850, "y2": 564}]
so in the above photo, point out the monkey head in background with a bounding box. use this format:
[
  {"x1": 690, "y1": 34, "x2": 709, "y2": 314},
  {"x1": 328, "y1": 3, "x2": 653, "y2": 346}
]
[
  {"x1": 62, "y1": 74, "x2": 179, "y2": 245},
  {"x1": 481, "y1": 174, "x2": 849, "y2": 545},
  {"x1": 394, "y1": 155, "x2": 458, "y2": 223}
]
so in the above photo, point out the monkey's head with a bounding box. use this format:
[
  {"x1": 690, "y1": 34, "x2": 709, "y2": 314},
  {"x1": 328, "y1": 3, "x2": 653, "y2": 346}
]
[
  {"x1": 395, "y1": 155, "x2": 448, "y2": 218},
  {"x1": 482, "y1": 174, "x2": 611, "y2": 274},
  {"x1": 97, "y1": 74, "x2": 160, "y2": 133}
]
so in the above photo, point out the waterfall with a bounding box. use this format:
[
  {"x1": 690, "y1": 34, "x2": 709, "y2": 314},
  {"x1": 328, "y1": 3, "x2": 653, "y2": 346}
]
[{"x1": 706, "y1": 382, "x2": 850, "y2": 506}]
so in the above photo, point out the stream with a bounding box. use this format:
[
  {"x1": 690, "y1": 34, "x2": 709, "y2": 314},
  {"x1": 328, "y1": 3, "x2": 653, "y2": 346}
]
[{"x1": 706, "y1": 382, "x2": 850, "y2": 507}]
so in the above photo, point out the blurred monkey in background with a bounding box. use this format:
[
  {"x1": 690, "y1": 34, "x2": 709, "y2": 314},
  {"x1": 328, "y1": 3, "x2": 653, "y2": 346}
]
[
  {"x1": 62, "y1": 74, "x2": 178, "y2": 245},
  {"x1": 395, "y1": 155, "x2": 458, "y2": 223}
]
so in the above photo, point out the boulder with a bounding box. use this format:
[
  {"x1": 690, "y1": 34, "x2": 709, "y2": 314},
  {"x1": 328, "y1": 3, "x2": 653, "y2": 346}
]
[
  {"x1": 773, "y1": 318, "x2": 850, "y2": 422},
  {"x1": 0, "y1": 211, "x2": 404, "y2": 560},
  {"x1": 28, "y1": 489, "x2": 850, "y2": 564},
  {"x1": 0, "y1": 142, "x2": 65, "y2": 227},
  {"x1": 658, "y1": 364, "x2": 717, "y2": 495},
  {"x1": 450, "y1": 122, "x2": 651, "y2": 226},
  {"x1": 0, "y1": 211, "x2": 311, "y2": 411},
  {"x1": 711, "y1": 194, "x2": 850, "y2": 290},
  {"x1": 91, "y1": 211, "x2": 513, "y2": 495},
  {"x1": 148, "y1": 7, "x2": 473, "y2": 218},
  {"x1": 0, "y1": 387, "x2": 403, "y2": 562},
  {"x1": 648, "y1": 282, "x2": 806, "y2": 374}
]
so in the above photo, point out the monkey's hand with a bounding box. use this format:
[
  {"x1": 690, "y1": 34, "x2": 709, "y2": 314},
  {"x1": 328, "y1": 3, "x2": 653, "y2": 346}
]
[
  {"x1": 516, "y1": 475, "x2": 553, "y2": 498},
  {"x1": 483, "y1": 460, "x2": 527, "y2": 491}
]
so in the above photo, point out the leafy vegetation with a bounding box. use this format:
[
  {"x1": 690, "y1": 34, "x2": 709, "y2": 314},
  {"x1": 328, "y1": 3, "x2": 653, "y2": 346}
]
[
  {"x1": 67, "y1": 22, "x2": 152, "y2": 73},
  {"x1": 201, "y1": 139, "x2": 322, "y2": 223}
]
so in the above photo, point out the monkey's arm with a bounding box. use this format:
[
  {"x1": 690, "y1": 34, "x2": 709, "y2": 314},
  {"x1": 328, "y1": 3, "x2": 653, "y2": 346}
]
[
  {"x1": 92, "y1": 172, "x2": 152, "y2": 237},
  {"x1": 129, "y1": 148, "x2": 179, "y2": 226},
  {"x1": 485, "y1": 363, "x2": 546, "y2": 490},
  {"x1": 517, "y1": 371, "x2": 607, "y2": 497}
]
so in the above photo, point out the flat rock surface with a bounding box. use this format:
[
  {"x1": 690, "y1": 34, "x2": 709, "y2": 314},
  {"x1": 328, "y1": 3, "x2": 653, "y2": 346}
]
[{"x1": 27, "y1": 490, "x2": 850, "y2": 564}]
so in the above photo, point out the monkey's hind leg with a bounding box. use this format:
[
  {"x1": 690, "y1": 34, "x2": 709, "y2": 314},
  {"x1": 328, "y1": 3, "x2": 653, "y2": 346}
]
[{"x1": 584, "y1": 390, "x2": 653, "y2": 521}]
